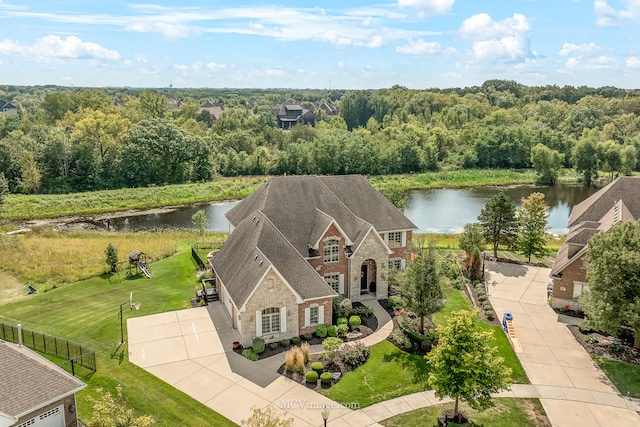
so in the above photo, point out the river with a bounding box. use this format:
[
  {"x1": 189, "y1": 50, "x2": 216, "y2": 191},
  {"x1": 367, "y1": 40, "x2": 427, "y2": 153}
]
[{"x1": 105, "y1": 184, "x2": 597, "y2": 235}]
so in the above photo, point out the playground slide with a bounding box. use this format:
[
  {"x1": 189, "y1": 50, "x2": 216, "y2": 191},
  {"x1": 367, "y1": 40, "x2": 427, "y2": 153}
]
[{"x1": 138, "y1": 262, "x2": 153, "y2": 279}]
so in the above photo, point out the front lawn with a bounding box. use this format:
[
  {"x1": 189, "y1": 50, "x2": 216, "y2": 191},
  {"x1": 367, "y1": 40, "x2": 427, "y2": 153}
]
[
  {"x1": 0, "y1": 250, "x2": 235, "y2": 426},
  {"x1": 320, "y1": 340, "x2": 430, "y2": 407},
  {"x1": 594, "y1": 355, "x2": 640, "y2": 398},
  {"x1": 380, "y1": 398, "x2": 550, "y2": 427}
]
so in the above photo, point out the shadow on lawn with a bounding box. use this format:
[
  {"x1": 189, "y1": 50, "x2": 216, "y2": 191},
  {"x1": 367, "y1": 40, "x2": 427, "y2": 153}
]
[{"x1": 382, "y1": 350, "x2": 430, "y2": 386}]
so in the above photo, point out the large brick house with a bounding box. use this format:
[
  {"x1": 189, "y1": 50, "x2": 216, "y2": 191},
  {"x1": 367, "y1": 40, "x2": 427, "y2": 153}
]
[
  {"x1": 267, "y1": 100, "x2": 316, "y2": 129},
  {"x1": 0, "y1": 340, "x2": 86, "y2": 427},
  {"x1": 210, "y1": 175, "x2": 417, "y2": 347},
  {"x1": 550, "y1": 176, "x2": 640, "y2": 310}
]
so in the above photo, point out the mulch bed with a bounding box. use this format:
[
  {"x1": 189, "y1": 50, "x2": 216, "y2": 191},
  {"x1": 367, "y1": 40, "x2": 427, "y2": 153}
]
[
  {"x1": 568, "y1": 325, "x2": 640, "y2": 365},
  {"x1": 276, "y1": 353, "x2": 357, "y2": 390}
]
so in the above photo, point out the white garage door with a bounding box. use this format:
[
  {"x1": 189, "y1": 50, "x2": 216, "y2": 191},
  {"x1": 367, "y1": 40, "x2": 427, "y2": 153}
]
[{"x1": 16, "y1": 405, "x2": 64, "y2": 427}]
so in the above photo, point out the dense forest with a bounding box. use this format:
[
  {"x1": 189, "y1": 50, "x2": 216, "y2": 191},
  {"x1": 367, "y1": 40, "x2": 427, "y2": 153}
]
[{"x1": 0, "y1": 80, "x2": 639, "y2": 195}]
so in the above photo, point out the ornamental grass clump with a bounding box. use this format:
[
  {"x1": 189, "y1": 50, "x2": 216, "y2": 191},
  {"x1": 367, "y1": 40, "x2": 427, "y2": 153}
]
[{"x1": 300, "y1": 342, "x2": 310, "y2": 363}]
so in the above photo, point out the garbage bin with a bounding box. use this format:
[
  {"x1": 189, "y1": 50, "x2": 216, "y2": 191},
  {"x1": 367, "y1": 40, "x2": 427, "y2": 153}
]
[{"x1": 502, "y1": 312, "x2": 513, "y2": 332}]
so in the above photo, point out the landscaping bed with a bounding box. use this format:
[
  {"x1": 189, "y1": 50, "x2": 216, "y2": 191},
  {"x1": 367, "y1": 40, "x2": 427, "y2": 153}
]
[{"x1": 568, "y1": 325, "x2": 640, "y2": 365}]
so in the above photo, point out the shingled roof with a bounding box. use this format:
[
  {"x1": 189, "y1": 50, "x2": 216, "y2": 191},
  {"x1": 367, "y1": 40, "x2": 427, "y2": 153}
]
[
  {"x1": 551, "y1": 177, "x2": 640, "y2": 277},
  {"x1": 211, "y1": 211, "x2": 336, "y2": 308},
  {"x1": 0, "y1": 340, "x2": 85, "y2": 420}
]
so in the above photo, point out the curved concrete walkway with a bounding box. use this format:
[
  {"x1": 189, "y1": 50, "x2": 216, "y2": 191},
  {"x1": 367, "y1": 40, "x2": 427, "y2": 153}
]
[{"x1": 127, "y1": 267, "x2": 640, "y2": 426}]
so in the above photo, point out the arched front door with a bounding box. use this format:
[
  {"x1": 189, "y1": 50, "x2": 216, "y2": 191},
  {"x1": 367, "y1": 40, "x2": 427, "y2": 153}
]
[{"x1": 360, "y1": 259, "x2": 377, "y2": 295}]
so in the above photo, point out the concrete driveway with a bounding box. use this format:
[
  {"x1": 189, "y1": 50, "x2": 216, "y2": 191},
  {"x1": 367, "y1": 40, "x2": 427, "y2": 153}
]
[
  {"x1": 127, "y1": 304, "x2": 382, "y2": 426},
  {"x1": 485, "y1": 261, "x2": 640, "y2": 427}
]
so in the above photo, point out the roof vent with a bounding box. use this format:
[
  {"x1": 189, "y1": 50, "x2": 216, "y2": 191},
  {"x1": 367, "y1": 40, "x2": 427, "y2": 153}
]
[
  {"x1": 254, "y1": 255, "x2": 258, "y2": 261},
  {"x1": 613, "y1": 199, "x2": 621, "y2": 223},
  {"x1": 259, "y1": 261, "x2": 264, "y2": 267}
]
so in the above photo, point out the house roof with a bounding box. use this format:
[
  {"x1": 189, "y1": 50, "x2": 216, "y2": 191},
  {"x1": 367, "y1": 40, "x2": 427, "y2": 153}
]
[
  {"x1": 551, "y1": 177, "x2": 640, "y2": 277},
  {"x1": 0, "y1": 340, "x2": 86, "y2": 420},
  {"x1": 211, "y1": 211, "x2": 335, "y2": 308}
]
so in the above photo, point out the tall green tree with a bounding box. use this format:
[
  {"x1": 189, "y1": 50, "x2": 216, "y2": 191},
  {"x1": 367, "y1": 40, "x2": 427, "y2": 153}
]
[
  {"x1": 400, "y1": 243, "x2": 444, "y2": 334},
  {"x1": 477, "y1": 192, "x2": 517, "y2": 258},
  {"x1": 426, "y1": 310, "x2": 512, "y2": 419},
  {"x1": 0, "y1": 172, "x2": 8, "y2": 212},
  {"x1": 191, "y1": 209, "x2": 208, "y2": 238},
  {"x1": 105, "y1": 243, "x2": 119, "y2": 273},
  {"x1": 581, "y1": 220, "x2": 640, "y2": 348},
  {"x1": 573, "y1": 129, "x2": 600, "y2": 186},
  {"x1": 530, "y1": 143, "x2": 564, "y2": 185},
  {"x1": 458, "y1": 223, "x2": 485, "y2": 280},
  {"x1": 515, "y1": 192, "x2": 550, "y2": 262}
]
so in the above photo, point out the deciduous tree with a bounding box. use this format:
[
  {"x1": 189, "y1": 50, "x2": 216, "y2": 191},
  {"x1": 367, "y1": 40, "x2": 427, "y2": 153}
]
[
  {"x1": 530, "y1": 143, "x2": 563, "y2": 185},
  {"x1": 88, "y1": 384, "x2": 155, "y2": 427},
  {"x1": 241, "y1": 405, "x2": 293, "y2": 427},
  {"x1": 426, "y1": 310, "x2": 512, "y2": 419},
  {"x1": 515, "y1": 192, "x2": 550, "y2": 262},
  {"x1": 191, "y1": 209, "x2": 208, "y2": 238},
  {"x1": 0, "y1": 172, "x2": 8, "y2": 212},
  {"x1": 573, "y1": 129, "x2": 600, "y2": 186},
  {"x1": 581, "y1": 220, "x2": 640, "y2": 348},
  {"x1": 400, "y1": 244, "x2": 444, "y2": 334},
  {"x1": 477, "y1": 192, "x2": 517, "y2": 258},
  {"x1": 458, "y1": 223, "x2": 485, "y2": 280}
]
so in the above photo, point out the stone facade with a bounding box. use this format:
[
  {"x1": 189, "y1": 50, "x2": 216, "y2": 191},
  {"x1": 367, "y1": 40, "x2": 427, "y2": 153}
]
[
  {"x1": 12, "y1": 395, "x2": 79, "y2": 427},
  {"x1": 297, "y1": 297, "x2": 333, "y2": 335},
  {"x1": 551, "y1": 253, "x2": 587, "y2": 310},
  {"x1": 349, "y1": 229, "x2": 390, "y2": 301},
  {"x1": 240, "y1": 268, "x2": 299, "y2": 347}
]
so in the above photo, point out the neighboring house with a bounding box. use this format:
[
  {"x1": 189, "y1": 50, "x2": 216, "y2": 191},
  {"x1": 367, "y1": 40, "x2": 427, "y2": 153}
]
[
  {"x1": 199, "y1": 101, "x2": 224, "y2": 123},
  {"x1": 0, "y1": 340, "x2": 86, "y2": 427},
  {"x1": 550, "y1": 176, "x2": 640, "y2": 310},
  {"x1": 210, "y1": 175, "x2": 417, "y2": 346},
  {"x1": 0, "y1": 100, "x2": 18, "y2": 115},
  {"x1": 318, "y1": 101, "x2": 338, "y2": 117},
  {"x1": 267, "y1": 100, "x2": 316, "y2": 129}
]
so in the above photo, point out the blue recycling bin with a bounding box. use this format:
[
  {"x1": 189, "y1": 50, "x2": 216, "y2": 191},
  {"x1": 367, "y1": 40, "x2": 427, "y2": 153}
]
[{"x1": 502, "y1": 312, "x2": 513, "y2": 332}]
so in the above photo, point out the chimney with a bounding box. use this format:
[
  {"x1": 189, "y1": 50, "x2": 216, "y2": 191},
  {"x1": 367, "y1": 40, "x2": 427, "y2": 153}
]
[{"x1": 17, "y1": 323, "x2": 23, "y2": 347}]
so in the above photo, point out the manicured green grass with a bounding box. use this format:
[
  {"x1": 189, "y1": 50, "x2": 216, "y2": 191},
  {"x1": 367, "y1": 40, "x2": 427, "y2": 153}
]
[
  {"x1": 380, "y1": 398, "x2": 550, "y2": 427},
  {"x1": 594, "y1": 355, "x2": 640, "y2": 399},
  {"x1": 320, "y1": 340, "x2": 430, "y2": 407},
  {"x1": 0, "y1": 250, "x2": 235, "y2": 426},
  {"x1": 433, "y1": 288, "x2": 529, "y2": 384}
]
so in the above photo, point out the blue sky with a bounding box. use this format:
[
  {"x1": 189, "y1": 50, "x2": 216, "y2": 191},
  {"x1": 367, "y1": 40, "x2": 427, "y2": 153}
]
[{"x1": 1, "y1": 0, "x2": 639, "y2": 89}]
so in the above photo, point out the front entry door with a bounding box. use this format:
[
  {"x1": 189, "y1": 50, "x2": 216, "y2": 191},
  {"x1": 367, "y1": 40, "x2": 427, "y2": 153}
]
[{"x1": 360, "y1": 264, "x2": 368, "y2": 294}]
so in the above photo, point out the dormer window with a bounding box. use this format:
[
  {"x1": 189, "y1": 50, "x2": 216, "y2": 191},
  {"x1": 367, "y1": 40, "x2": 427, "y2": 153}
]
[{"x1": 324, "y1": 239, "x2": 339, "y2": 263}]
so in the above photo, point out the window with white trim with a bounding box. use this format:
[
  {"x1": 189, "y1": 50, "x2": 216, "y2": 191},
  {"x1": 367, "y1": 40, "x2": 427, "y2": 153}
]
[
  {"x1": 324, "y1": 239, "x2": 339, "y2": 263},
  {"x1": 388, "y1": 259, "x2": 403, "y2": 270},
  {"x1": 324, "y1": 273, "x2": 340, "y2": 292},
  {"x1": 262, "y1": 307, "x2": 280, "y2": 334},
  {"x1": 387, "y1": 232, "x2": 402, "y2": 247},
  {"x1": 572, "y1": 281, "x2": 589, "y2": 299},
  {"x1": 309, "y1": 306, "x2": 319, "y2": 325}
]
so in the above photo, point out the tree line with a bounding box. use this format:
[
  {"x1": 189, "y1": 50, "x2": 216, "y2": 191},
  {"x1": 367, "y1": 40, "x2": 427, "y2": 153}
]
[{"x1": 0, "y1": 81, "x2": 639, "y2": 196}]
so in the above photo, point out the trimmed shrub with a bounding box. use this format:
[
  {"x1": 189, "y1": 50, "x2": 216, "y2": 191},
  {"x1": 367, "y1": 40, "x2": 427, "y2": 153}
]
[
  {"x1": 269, "y1": 342, "x2": 278, "y2": 350},
  {"x1": 242, "y1": 349, "x2": 259, "y2": 361},
  {"x1": 349, "y1": 315, "x2": 361, "y2": 329},
  {"x1": 320, "y1": 372, "x2": 333, "y2": 384},
  {"x1": 336, "y1": 317, "x2": 348, "y2": 326},
  {"x1": 482, "y1": 302, "x2": 493, "y2": 311},
  {"x1": 305, "y1": 370, "x2": 318, "y2": 384},
  {"x1": 585, "y1": 335, "x2": 598, "y2": 344},
  {"x1": 315, "y1": 324, "x2": 328, "y2": 338},
  {"x1": 340, "y1": 342, "x2": 370, "y2": 367},
  {"x1": 321, "y1": 337, "x2": 343, "y2": 362},
  {"x1": 292, "y1": 336, "x2": 301, "y2": 345},
  {"x1": 302, "y1": 333, "x2": 313, "y2": 341},
  {"x1": 333, "y1": 296, "x2": 352, "y2": 318},
  {"x1": 476, "y1": 290, "x2": 486, "y2": 298},
  {"x1": 351, "y1": 306, "x2": 374, "y2": 318},
  {"x1": 397, "y1": 316, "x2": 428, "y2": 343},
  {"x1": 388, "y1": 295, "x2": 406, "y2": 310},
  {"x1": 485, "y1": 309, "x2": 495, "y2": 320},
  {"x1": 327, "y1": 325, "x2": 338, "y2": 337},
  {"x1": 337, "y1": 324, "x2": 349, "y2": 337},
  {"x1": 311, "y1": 361, "x2": 324, "y2": 374},
  {"x1": 252, "y1": 337, "x2": 265, "y2": 354},
  {"x1": 478, "y1": 295, "x2": 487, "y2": 302},
  {"x1": 280, "y1": 339, "x2": 290, "y2": 347},
  {"x1": 390, "y1": 329, "x2": 412, "y2": 349}
]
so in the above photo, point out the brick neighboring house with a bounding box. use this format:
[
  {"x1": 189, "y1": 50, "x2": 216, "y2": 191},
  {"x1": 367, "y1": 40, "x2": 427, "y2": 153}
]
[
  {"x1": 210, "y1": 175, "x2": 417, "y2": 347},
  {"x1": 550, "y1": 176, "x2": 640, "y2": 310},
  {"x1": 267, "y1": 100, "x2": 316, "y2": 129},
  {"x1": 0, "y1": 340, "x2": 86, "y2": 427}
]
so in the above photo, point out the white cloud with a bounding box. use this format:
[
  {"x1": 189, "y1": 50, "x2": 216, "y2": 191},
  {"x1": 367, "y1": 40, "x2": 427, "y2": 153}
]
[
  {"x1": 558, "y1": 42, "x2": 600, "y2": 56},
  {"x1": 173, "y1": 61, "x2": 226, "y2": 73},
  {"x1": 593, "y1": 0, "x2": 637, "y2": 27},
  {"x1": 297, "y1": 68, "x2": 305, "y2": 74},
  {"x1": 626, "y1": 56, "x2": 640, "y2": 67},
  {"x1": 460, "y1": 13, "x2": 532, "y2": 61},
  {"x1": 563, "y1": 55, "x2": 615, "y2": 70},
  {"x1": 398, "y1": 0, "x2": 455, "y2": 16},
  {"x1": 0, "y1": 35, "x2": 120, "y2": 61},
  {"x1": 337, "y1": 60, "x2": 344, "y2": 68},
  {"x1": 125, "y1": 21, "x2": 199, "y2": 38},
  {"x1": 396, "y1": 38, "x2": 441, "y2": 55}
]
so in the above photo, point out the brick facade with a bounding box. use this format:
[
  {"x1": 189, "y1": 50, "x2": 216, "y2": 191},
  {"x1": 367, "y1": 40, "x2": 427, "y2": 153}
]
[
  {"x1": 306, "y1": 224, "x2": 350, "y2": 297},
  {"x1": 551, "y1": 254, "x2": 587, "y2": 310},
  {"x1": 12, "y1": 394, "x2": 79, "y2": 427},
  {"x1": 297, "y1": 297, "x2": 333, "y2": 335}
]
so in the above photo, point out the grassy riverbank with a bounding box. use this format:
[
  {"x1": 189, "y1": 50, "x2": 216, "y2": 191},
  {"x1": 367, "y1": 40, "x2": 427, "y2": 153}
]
[{"x1": 1, "y1": 170, "x2": 542, "y2": 221}]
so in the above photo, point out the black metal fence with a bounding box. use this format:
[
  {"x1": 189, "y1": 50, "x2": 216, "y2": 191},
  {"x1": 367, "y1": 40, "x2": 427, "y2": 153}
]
[
  {"x1": 0, "y1": 322, "x2": 96, "y2": 379},
  {"x1": 191, "y1": 246, "x2": 206, "y2": 270}
]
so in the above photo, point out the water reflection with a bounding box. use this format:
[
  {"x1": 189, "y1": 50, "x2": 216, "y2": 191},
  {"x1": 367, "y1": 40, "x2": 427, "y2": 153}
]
[{"x1": 105, "y1": 185, "x2": 597, "y2": 235}]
